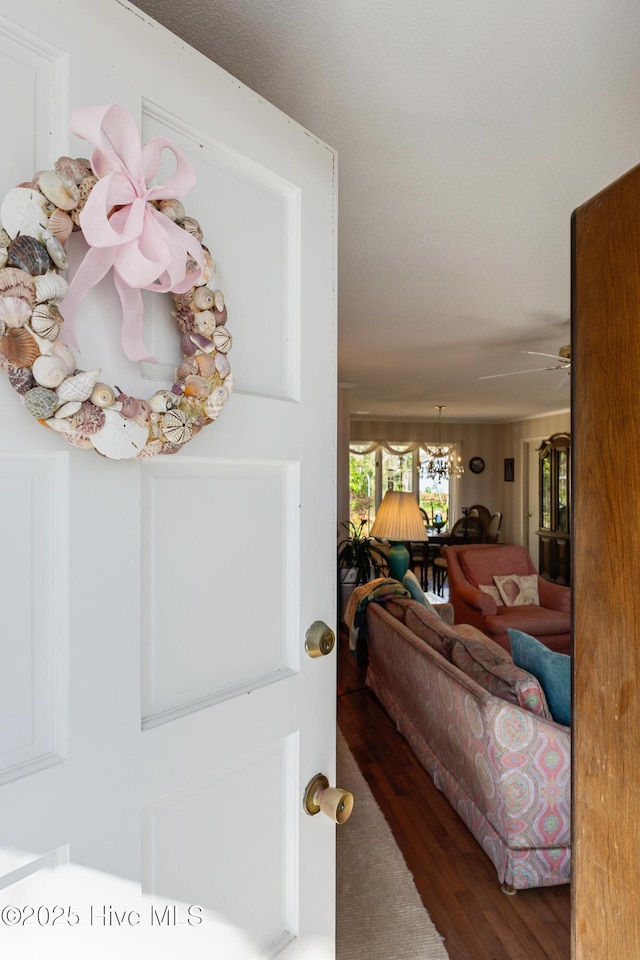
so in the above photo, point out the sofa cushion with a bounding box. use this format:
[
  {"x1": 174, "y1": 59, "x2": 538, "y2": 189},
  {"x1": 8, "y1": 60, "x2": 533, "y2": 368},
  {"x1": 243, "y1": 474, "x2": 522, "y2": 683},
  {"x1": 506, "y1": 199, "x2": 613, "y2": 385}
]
[
  {"x1": 383, "y1": 598, "x2": 409, "y2": 622},
  {"x1": 458, "y1": 544, "x2": 532, "y2": 587},
  {"x1": 493, "y1": 573, "x2": 540, "y2": 607},
  {"x1": 404, "y1": 606, "x2": 459, "y2": 660},
  {"x1": 450, "y1": 632, "x2": 551, "y2": 718},
  {"x1": 509, "y1": 629, "x2": 571, "y2": 726}
]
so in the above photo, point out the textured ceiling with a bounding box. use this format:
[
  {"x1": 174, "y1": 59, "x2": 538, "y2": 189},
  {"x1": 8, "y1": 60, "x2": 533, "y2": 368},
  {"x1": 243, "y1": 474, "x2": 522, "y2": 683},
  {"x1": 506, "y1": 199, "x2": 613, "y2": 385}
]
[{"x1": 132, "y1": 0, "x2": 640, "y2": 421}]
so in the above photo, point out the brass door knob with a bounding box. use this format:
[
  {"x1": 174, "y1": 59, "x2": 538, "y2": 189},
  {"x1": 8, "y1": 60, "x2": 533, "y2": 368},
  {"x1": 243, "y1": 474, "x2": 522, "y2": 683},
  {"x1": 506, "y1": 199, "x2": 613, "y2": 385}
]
[
  {"x1": 303, "y1": 773, "x2": 354, "y2": 824},
  {"x1": 305, "y1": 621, "x2": 335, "y2": 658}
]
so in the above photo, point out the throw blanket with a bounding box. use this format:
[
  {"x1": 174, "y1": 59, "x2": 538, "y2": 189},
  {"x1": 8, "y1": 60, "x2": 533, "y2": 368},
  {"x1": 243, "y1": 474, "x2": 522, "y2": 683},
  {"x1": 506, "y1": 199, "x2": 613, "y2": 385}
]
[{"x1": 345, "y1": 578, "x2": 410, "y2": 654}]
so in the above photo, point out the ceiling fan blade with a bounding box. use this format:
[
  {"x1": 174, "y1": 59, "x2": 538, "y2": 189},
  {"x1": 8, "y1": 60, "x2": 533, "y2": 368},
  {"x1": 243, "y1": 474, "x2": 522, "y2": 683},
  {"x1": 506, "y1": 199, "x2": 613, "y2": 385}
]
[
  {"x1": 479, "y1": 365, "x2": 564, "y2": 380},
  {"x1": 522, "y1": 350, "x2": 568, "y2": 361}
]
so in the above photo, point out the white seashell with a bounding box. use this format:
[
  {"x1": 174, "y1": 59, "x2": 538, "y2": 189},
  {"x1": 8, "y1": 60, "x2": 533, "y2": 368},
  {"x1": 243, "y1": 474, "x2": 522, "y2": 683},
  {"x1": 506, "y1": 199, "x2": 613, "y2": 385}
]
[
  {"x1": 214, "y1": 352, "x2": 231, "y2": 378},
  {"x1": 223, "y1": 372, "x2": 234, "y2": 395},
  {"x1": 212, "y1": 327, "x2": 232, "y2": 354},
  {"x1": 0, "y1": 266, "x2": 34, "y2": 304},
  {"x1": 37, "y1": 170, "x2": 80, "y2": 211},
  {"x1": 45, "y1": 415, "x2": 75, "y2": 433},
  {"x1": 149, "y1": 389, "x2": 179, "y2": 413},
  {"x1": 35, "y1": 272, "x2": 69, "y2": 304},
  {"x1": 47, "y1": 208, "x2": 74, "y2": 244},
  {"x1": 213, "y1": 289, "x2": 225, "y2": 311},
  {"x1": 30, "y1": 303, "x2": 61, "y2": 340},
  {"x1": 204, "y1": 386, "x2": 229, "y2": 421},
  {"x1": 161, "y1": 408, "x2": 193, "y2": 445},
  {"x1": 90, "y1": 409, "x2": 149, "y2": 460},
  {"x1": 194, "y1": 309, "x2": 216, "y2": 337},
  {"x1": 0, "y1": 319, "x2": 5, "y2": 338},
  {"x1": 43, "y1": 233, "x2": 68, "y2": 270},
  {"x1": 49, "y1": 340, "x2": 76, "y2": 375},
  {"x1": 32, "y1": 354, "x2": 68, "y2": 388},
  {"x1": 56, "y1": 368, "x2": 100, "y2": 403},
  {"x1": 192, "y1": 286, "x2": 215, "y2": 311},
  {"x1": 90, "y1": 382, "x2": 116, "y2": 408},
  {"x1": 0, "y1": 187, "x2": 49, "y2": 240},
  {"x1": 54, "y1": 400, "x2": 82, "y2": 419},
  {"x1": 0, "y1": 296, "x2": 32, "y2": 328},
  {"x1": 134, "y1": 438, "x2": 165, "y2": 459}
]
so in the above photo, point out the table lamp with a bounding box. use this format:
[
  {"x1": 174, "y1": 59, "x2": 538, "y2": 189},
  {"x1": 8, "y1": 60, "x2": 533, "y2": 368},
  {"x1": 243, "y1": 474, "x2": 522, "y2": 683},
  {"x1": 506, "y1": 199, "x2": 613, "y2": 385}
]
[{"x1": 369, "y1": 490, "x2": 427, "y2": 581}]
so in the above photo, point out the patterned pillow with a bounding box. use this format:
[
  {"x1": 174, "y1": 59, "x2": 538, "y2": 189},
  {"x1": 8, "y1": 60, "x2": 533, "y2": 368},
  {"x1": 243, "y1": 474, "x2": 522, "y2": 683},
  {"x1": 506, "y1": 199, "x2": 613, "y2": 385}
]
[
  {"x1": 450, "y1": 633, "x2": 551, "y2": 718},
  {"x1": 493, "y1": 573, "x2": 540, "y2": 606},
  {"x1": 478, "y1": 583, "x2": 503, "y2": 605}
]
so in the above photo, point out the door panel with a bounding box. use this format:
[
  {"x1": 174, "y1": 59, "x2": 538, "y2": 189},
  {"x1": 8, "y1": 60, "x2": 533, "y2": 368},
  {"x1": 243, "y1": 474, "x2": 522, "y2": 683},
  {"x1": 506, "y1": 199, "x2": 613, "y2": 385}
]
[
  {"x1": 0, "y1": 1, "x2": 337, "y2": 956},
  {"x1": 573, "y1": 164, "x2": 640, "y2": 956}
]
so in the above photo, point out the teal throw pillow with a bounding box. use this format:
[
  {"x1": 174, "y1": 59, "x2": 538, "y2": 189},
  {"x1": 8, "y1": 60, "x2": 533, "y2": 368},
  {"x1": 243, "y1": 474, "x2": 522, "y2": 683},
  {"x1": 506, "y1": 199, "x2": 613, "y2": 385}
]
[
  {"x1": 403, "y1": 570, "x2": 440, "y2": 617},
  {"x1": 508, "y1": 628, "x2": 571, "y2": 726}
]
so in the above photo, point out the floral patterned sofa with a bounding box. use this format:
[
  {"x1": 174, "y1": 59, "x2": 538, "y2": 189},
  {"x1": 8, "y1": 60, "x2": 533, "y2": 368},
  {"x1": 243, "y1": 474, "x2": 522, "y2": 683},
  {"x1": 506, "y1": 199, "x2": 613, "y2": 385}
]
[{"x1": 364, "y1": 597, "x2": 571, "y2": 891}]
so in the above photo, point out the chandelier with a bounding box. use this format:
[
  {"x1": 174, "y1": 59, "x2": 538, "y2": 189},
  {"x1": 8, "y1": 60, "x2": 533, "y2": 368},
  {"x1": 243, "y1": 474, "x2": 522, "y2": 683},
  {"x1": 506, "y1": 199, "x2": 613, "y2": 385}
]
[{"x1": 420, "y1": 406, "x2": 464, "y2": 481}]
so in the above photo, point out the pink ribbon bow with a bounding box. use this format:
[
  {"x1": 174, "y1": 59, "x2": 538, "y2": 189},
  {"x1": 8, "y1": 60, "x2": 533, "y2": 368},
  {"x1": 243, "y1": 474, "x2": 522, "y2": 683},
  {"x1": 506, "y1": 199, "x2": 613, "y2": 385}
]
[{"x1": 60, "y1": 104, "x2": 204, "y2": 362}]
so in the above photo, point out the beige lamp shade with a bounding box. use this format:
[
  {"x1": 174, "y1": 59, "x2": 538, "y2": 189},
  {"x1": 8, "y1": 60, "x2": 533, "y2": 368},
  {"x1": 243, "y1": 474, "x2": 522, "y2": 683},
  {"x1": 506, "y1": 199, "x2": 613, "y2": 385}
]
[{"x1": 369, "y1": 491, "x2": 427, "y2": 542}]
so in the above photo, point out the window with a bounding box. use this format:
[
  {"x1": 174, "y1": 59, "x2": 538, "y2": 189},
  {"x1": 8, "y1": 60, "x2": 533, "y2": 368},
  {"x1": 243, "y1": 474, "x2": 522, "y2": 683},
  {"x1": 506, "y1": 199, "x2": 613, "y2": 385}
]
[{"x1": 348, "y1": 441, "x2": 459, "y2": 533}]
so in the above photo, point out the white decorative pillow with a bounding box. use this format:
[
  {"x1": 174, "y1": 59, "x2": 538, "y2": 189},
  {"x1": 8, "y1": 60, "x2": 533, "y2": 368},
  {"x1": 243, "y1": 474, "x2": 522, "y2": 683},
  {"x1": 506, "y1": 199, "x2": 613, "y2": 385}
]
[
  {"x1": 493, "y1": 573, "x2": 540, "y2": 607},
  {"x1": 478, "y1": 583, "x2": 503, "y2": 605}
]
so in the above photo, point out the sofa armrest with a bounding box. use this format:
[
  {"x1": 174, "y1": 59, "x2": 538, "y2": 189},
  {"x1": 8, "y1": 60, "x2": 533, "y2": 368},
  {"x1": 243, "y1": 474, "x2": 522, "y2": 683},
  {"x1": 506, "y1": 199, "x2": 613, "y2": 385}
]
[
  {"x1": 454, "y1": 579, "x2": 497, "y2": 616},
  {"x1": 538, "y1": 578, "x2": 571, "y2": 612},
  {"x1": 433, "y1": 602, "x2": 454, "y2": 625}
]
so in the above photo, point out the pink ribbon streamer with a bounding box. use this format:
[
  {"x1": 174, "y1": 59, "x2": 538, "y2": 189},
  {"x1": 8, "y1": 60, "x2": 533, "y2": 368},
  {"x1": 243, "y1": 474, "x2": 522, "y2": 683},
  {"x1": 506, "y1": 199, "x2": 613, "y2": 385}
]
[{"x1": 60, "y1": 104, "x2": 204, "y2": 362}]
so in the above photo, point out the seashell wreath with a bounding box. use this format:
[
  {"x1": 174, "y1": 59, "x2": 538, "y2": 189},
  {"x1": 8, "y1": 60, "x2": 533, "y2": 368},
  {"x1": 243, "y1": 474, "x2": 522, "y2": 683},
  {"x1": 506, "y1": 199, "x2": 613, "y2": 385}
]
[{"x1": 0, "y1": 107, "x2": 233, "y2": 460}]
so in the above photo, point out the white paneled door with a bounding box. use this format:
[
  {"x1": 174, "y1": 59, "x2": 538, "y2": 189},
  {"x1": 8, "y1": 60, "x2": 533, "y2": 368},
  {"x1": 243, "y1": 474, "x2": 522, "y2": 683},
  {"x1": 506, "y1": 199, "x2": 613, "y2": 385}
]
[{"x1": 0, "y1": 1, "x2": 337, "y2": 957}]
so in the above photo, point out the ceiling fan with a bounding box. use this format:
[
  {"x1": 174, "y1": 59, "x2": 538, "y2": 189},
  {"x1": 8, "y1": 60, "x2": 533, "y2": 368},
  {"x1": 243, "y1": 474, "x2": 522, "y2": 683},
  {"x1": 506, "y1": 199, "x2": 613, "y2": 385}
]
[{"x1": 479, "y1": 345, "x2": 571, "y2": 384}]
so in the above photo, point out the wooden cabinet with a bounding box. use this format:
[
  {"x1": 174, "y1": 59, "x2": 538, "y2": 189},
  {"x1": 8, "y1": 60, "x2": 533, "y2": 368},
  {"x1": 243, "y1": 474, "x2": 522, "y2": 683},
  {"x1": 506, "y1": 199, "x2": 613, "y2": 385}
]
[{"x1": 537, "y1": 432, "x2": 570, "y2": 584}]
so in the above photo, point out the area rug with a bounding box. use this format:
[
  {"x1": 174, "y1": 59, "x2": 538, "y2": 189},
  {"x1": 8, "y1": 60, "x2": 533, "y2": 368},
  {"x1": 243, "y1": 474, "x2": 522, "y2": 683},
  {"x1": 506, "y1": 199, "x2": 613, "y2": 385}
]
[{"x1": 336, "y1": 729, "x2": 449, "y2": 960}]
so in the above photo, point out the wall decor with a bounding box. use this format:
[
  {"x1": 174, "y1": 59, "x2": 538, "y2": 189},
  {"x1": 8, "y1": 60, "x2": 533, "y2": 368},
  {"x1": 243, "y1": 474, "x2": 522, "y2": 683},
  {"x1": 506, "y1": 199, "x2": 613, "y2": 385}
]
[
  {"x1": 0, "y1": 104, "x2": 233, "y2": 460},
  {"x1": 469, "y1": 456, "x2": 485, "y2": 474},
  {"x1": 504, "y1": 457, "x2": 515, "y2": 482}
]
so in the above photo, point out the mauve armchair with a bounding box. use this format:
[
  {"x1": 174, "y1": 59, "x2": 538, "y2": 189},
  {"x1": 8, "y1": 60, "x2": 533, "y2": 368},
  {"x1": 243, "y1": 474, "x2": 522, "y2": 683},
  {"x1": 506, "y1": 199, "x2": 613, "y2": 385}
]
[{"x1": 442, "y1": 543, "x2": 571, "y2": 654}]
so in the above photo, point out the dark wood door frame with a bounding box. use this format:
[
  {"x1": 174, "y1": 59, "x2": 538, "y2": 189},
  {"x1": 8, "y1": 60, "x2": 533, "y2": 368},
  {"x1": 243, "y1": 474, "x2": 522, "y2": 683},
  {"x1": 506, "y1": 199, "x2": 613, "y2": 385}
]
[{"x1": 573, "y1": 162, "x2": 640, "y2": 957}]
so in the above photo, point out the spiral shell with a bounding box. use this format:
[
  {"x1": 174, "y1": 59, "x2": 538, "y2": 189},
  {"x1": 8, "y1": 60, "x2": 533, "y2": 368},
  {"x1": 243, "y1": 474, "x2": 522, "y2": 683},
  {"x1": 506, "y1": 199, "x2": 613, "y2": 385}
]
[
  {"x1": 161, "y1": 407, "x2": 193, "y2": 445},
  {"x1": 23, "y1": 385, "x2": 58, "y2": 419},
  {"x1": 7, "y1": 235, "x2": 51, "y2": 276},
  {"x1": 54, "y1": 401, "x2": 82, "y2": 419},
  {"x1": 0, "y1": 327, "x2": 40, "y2": 367},
  {"x1": 192, "y1": 286, "x2": 215, "y2": 311},
  {"x1": 30, "y1": 303, "x2": 62, "y2": 340},
  {"x1": 49, "y1": 341, "x2": 76, "y2": 375},
  {"x1": 0, "y1": 266, "x2": 36, "y2": 305},
  {"x1": 32, "y1": 354, "x2": 67, "y2": 388},
  {"x1": 56, "y1": 368, "x2": 101, "y2": 403},
  {"x1": 34, "y1": 272, "x2": 69, "y2": 304},
  {"x1": 149, "y1": 389, "x2": 179, "y2": 413},
  {"x1": 0, "y1": 296, "x2": 31, "y2": 328},
  {"x1": 90, "y1": 382, "x2": 116, "y2": 408}
]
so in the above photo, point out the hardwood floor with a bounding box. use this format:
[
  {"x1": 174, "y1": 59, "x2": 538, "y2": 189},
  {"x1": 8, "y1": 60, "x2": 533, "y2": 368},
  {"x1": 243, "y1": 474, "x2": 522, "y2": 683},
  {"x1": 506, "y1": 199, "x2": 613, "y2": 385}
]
[{"x1": 337, "y1": 629, "x2": 571, "y2": 960}]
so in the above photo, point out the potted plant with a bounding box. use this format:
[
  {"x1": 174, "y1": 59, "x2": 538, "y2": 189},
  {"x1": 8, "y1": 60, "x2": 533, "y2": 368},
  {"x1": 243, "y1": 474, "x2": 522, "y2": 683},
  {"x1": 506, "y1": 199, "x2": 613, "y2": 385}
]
[{"x1": 337, "y1": 519, "x2": 388, "y2": 620}]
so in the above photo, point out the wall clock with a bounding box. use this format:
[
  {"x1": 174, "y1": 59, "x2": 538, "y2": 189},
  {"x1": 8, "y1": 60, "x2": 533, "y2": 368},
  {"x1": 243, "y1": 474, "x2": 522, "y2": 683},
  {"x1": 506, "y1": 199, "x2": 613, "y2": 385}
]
[{"x1": 469, "y1": 456, "x2": 485, "y2": 474}]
